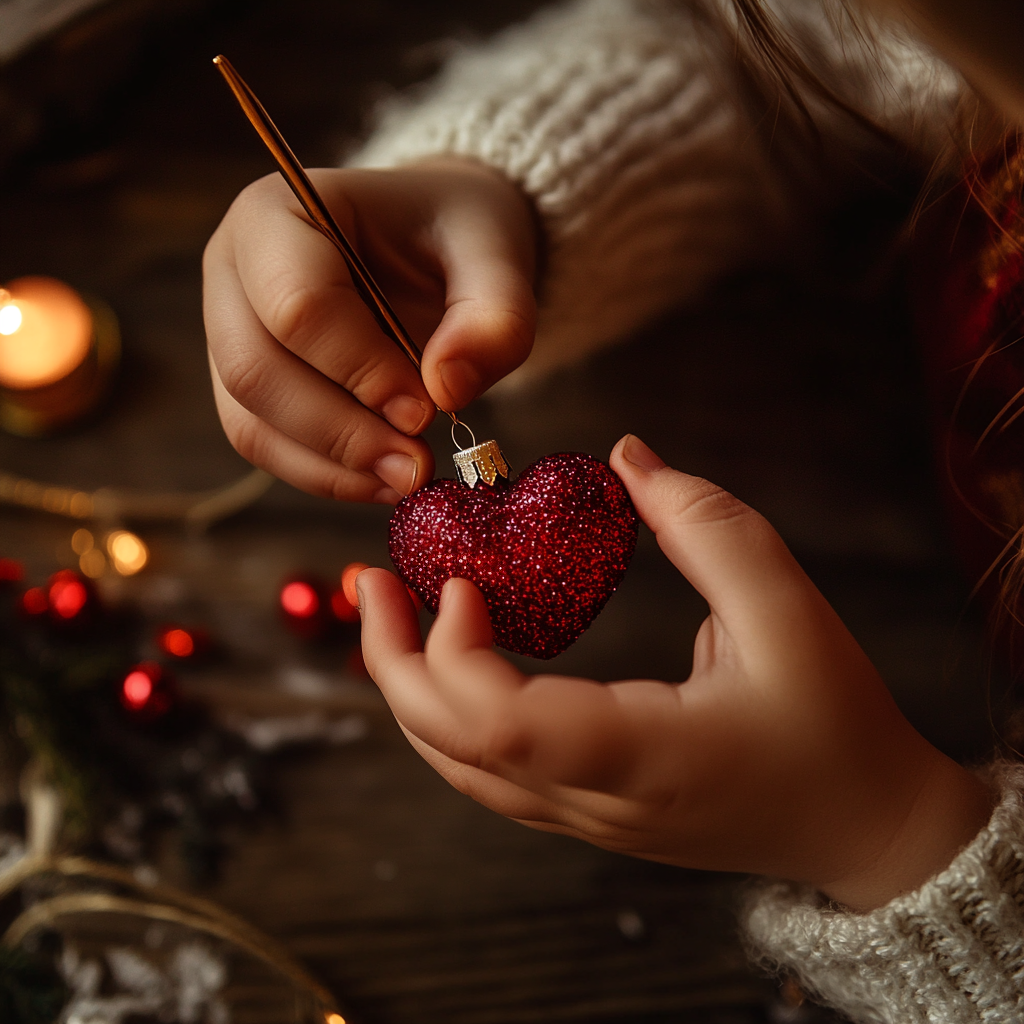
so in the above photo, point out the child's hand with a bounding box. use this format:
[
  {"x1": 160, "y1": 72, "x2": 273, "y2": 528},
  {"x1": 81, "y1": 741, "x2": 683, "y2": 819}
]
[
  {"x1": 358, "y1": 435, "x2": 993, "y2": 911},
  {"x1": 203, "y1": 159, "x2": 536, "y2": 502}
]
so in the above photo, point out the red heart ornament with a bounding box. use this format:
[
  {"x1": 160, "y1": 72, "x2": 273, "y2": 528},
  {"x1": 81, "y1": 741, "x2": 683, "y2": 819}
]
[{"x1": 389, "y1": 452, "x2": 638, "y2": 659}]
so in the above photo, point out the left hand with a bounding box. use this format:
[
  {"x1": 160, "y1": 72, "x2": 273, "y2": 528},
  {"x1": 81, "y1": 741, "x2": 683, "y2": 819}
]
[{"x1": 358, "y1": 434, "x2": 993, "y2": 910}]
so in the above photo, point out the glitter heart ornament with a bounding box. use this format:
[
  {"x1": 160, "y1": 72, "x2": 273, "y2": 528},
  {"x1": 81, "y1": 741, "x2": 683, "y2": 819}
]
[{"x1": 389, "y1": 451, "x2": 638, "y2": 659}]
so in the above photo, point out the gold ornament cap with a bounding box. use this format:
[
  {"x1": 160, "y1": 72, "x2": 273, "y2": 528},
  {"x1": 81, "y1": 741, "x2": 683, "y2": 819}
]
[{"x1": 453, "y1": 439, "x2": 510, "y2": 489}]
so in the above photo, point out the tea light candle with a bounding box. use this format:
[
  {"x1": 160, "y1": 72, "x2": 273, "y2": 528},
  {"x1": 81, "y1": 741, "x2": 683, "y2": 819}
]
[{"x1": 0, "y1": 276, "x2": 119, "y2": 436}]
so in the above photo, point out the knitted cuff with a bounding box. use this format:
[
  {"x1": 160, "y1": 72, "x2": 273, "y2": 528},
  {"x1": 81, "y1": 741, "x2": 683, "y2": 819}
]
[{"x1": 742, "y1": 762, "x2": 1024, "y2": 1024}]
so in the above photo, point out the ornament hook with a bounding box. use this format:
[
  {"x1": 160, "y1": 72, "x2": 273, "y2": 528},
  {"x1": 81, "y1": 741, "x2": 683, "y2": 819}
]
[{"x1": 450, "y1": 417, "x2": 477, "y2": 451}]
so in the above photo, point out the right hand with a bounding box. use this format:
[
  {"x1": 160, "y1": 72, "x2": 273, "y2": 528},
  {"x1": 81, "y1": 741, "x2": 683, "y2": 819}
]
[{"x1": 203, "y1": 158, "x2": 537, "y2": 502}]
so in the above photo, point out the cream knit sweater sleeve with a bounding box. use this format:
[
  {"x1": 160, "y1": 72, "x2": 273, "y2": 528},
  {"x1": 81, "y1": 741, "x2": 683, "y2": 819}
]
[
  {"x1": 348, "y1": 0, "x2": 961, "y2": 382},
  {"x1": 743, "y1": 762, "x2": 1024, "y2": 1024}
]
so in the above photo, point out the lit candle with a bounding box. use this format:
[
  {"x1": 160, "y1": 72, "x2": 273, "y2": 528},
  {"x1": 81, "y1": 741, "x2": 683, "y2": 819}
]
[
  {"x1": 0, "y1": 276, "x2": 119, "y2": 436},
  {"x1": 0, "y1": 278, "x2": 92, "y2": 388}
]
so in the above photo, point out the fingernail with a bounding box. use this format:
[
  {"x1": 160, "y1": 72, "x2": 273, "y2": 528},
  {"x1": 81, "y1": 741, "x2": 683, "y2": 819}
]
[
  {"x1": 383, "y1": 395, "x2": 431, "y2": 435},
  {"x1": 621, "y1": 434, "x2": 666, "y2": 471},
  {"x1": 438, "y1": 359, "x2": 482, "y2": 409},
  {"x1": 374, "y1": 453, "x2": 418, "y2": 495}
]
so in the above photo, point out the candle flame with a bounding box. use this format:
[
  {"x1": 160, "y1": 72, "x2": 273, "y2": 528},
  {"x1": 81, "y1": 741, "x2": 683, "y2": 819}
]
[
  {"x1": 0, "y1": 303, "x2": 22, "y2": 336},
  {"x1": 0, "y1": 278, "x2": 93, "y2": 389}
]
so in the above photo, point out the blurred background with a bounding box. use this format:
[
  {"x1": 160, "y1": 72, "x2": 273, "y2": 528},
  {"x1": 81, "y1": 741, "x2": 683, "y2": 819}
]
[{"x1": 0, "y1": 1, "x2": 1001, "y2": 1021}]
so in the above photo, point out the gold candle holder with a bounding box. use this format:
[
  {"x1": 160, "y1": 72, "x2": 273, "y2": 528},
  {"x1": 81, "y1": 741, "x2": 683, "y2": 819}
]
[{"x1": 0, "y1": 276, "x2": 120, "y2": 437}]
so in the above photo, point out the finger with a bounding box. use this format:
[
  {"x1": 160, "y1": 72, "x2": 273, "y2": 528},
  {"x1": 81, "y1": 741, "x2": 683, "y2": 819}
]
[
  {"x1": 609, "y1": 434, "x2": 847, "y2": 653},
  {"x1": 399, "y1": 726, "x2": 574, "y2": 825},
  {"x1": 419, "y1": 172, "x2": 537, "y2": 410},
  {"x1": 358, "y1": 568, "x2": 462, "y2": 749},
  {"x1": 209, "y1": 360, "x2": 400, "y2": 503},
  {"x1": 400, "y1": 722, "x2": 640, "y2": 848},
  {"x1": 358, "y1": 577, "x2": 623, "y2": 829},
  {"x1": 204, "y1": 243, "x2": 434, "y2": 496},
  {"x1": 358, "y1": 573, "x2": 520, "y2": 765},
  {"x1": 227, "y1": 174, "x2": 436, "y2": 435},
  {"x1": 424, "y1": 580, "x2": 682, "y2": 792}
]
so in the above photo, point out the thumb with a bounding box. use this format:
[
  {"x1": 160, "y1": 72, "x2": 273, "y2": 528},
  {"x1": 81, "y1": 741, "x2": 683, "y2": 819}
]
[
  {"x1": 420, "y1": 178, "x2": 537, "y2": 411},
  {"x1": 609, "y1": 435, "x2": 819, "y2": 636}
]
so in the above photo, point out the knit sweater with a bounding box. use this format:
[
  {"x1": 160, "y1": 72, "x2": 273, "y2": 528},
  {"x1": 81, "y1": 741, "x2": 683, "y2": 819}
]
[
  {"x1": 744, "y1": 763, "x2": 1024, "y2": 1023},
  {"x1": 347, "y1": 2, "x2": 1024, "y2": 1021},
  {"x1": 350, "y1": 0, "x2": 961, "y2": 384}
]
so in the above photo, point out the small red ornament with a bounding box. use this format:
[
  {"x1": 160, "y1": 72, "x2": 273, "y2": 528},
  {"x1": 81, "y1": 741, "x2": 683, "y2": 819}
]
[
  {"x1": 120, "y1": 661, "x2": 173, "y2": 719},
  {"x1": 390, "y1": 449, "x2": 637, "y2": 659}
]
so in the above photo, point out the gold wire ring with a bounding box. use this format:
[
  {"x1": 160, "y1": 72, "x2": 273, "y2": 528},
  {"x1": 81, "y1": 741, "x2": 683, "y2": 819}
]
[{"x1": 450, "y1": 418, "x2": 477, "y2": 451}]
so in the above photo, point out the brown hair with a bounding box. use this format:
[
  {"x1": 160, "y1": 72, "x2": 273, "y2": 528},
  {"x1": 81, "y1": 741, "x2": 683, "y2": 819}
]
[{"x1": 732, "y1": 1, "x2": 1024, "y2": 695}]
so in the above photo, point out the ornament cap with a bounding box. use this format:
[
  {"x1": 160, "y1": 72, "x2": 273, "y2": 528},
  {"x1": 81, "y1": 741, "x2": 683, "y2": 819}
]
[{"x1": 453, "y1": 439, "x2": 510, "y2": 489}]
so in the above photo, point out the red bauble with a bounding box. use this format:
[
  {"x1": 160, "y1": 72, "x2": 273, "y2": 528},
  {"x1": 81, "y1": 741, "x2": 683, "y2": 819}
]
[{"x1": 389, "y1": 453, "x2": 638, "y2": 659}]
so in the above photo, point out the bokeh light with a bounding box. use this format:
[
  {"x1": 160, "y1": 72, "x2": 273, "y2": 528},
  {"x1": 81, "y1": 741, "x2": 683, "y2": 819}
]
[
  {"x1": 0, "y1": 558, "x2": 24, "y2": 583},
  {"x1": 49, "y1": 574, "x2": 87, "y2": 619},
  {"x1": 79, "y1": 548, "x2": 106, "y2": 578},
  {"x1": 281, "y1": 581, "x2": 319, "y2": 618},
  {"x1": 330, "y1": 587, "x2": 359, "y2": 623},
  {"x1": 107, "y1": 530, "x2": 148, "y2": 576},
  {"x1": 122, "y1": 669, "x2": 153, "y2": 710},
  {"x1": 21, "y1": 586, "x2": 48, "y2": 615},
  {"x1": 159, "y1": 627, "x2": 195, "y2": 658},
  {"x1": 71, "y1": 528, "x2": 93, "y2": 555},
  {"x1": 0, "y1": 302, "x2": 22, "y2": 336}
]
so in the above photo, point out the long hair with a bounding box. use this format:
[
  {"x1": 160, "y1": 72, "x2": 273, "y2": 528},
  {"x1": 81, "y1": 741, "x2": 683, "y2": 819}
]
[{"x1": 733, "y1": 1, "x2": 1024, "y2": 683}]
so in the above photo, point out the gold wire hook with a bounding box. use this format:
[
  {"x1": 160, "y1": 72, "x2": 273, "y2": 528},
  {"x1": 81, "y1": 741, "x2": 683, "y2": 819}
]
[
  {"x1": 213, "y1": 55, "x2": 460, "y2": 429},
  {"x1": 450, "y1": 418, "x2": 476, "y2": 451}
]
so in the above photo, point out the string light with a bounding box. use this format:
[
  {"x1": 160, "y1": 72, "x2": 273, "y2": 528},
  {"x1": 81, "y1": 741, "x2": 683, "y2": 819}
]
[
  {"x1": 107, "y1": 530, "x2": 148, "y2": 576},
  {"x1": 122, "y1": 669, "x2": 154, "y2": 710},
  {"x1": 79, "y1": 549, "x2": 106, "y2": 578},
  {"x1": 160, "y1": 628, "x2": 195, "y2": 658},
  {"x1": 49, "y1": 571, "x2": 88, "y2": 620},
  {"x1": 71, "y1": 528, "x2": 93, "y2": 555},
  {"x1": 156, "y1": 625, "x2": 208, "y2": 661},
  {"x1": 120, "y1": 662, "x2": 172, "y2": 718}
]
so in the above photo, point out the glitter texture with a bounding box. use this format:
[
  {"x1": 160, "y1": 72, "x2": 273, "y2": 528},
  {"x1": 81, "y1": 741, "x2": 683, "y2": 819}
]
[{"x1": 389, "y1": 452, "x2": 638, "y2": 659}]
